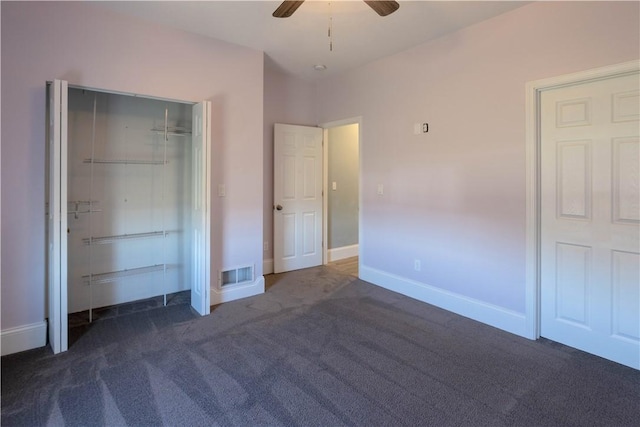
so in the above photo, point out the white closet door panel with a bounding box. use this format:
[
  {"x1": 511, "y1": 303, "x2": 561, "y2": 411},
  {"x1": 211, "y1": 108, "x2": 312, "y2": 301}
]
[
  {"x1": 613, "y1": 137, "x2": 640, "y2": 223},
  {"x1": 47, "y1": 79, "x2": 68, "y2": 354},
  {"x1": 190, "y1": 101, "x2": 211, "y2": 315}
]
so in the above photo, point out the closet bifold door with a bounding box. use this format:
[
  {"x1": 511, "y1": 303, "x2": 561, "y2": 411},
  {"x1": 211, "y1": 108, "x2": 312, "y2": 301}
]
[
  {"x1": 190, "y1": 101, "x2": 211, "y2": 315},
  {"x1": 47, "y1": 79, "x2": 69, "y2": 354}
]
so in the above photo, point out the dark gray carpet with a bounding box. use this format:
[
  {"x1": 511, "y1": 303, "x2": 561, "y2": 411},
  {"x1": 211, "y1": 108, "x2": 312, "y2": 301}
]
[{"x1": 2, "y1": 266, "x2": 639, "y2": 426}]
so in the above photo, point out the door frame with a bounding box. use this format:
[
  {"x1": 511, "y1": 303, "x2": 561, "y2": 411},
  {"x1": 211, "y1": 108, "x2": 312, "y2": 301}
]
[
  {"x1": 46, "y1": 81, "x2": 212, "y2": 353},
  {"x1": 524, "y1": 60, "x2": 640, "y2": 340},
  {"x1": 320, "y1": 116, "x2": 363, "y2": 272}
]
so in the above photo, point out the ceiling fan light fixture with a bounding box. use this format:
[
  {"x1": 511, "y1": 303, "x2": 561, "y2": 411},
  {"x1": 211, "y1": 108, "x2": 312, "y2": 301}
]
[
  {"x1": 363, "y1": 0, "x2": 400, "y2": 17},
  {"x1": 273, "y1": 0, "x2": 305, "y2": 18},
  {"x1": 273, "y1": 0, "x2": 400, "y2": 18},
  {"x1": 313, "y1": 64, "x2": 327, "y2": 71}
]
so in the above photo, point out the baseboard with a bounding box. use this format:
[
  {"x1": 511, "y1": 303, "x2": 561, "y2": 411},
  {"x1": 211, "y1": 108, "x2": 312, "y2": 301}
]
[
  {"x1": 360, "y1": 265, "x2": 528, "y2": 338},
  {"x1": 1, "y1": 321, "x2": 48, "y2": 356},
  {"x1": 211, "y1": 275, "x2": 265, "y2": 305},
  {"x1": 328, "y1": 244, "x2": 359, "y2": 262},
  {"x1": 263, "y1": 258, "x2": 274, "y2": 275}
]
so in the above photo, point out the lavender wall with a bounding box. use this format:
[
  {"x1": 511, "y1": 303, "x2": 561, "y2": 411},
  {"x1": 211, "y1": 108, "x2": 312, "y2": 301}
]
[
  {"x1": 263, "y1": 58, "x2": 317, "y2": 272},
  {"x1": 2, "y1": 0, "x2": 638, "y2": 346},
  {"x1": 1, "y1": 2, "x2": 264, "y2": 331},
  {"x1": 315, "y1": 1, "x2": 639, "y2": 314}
]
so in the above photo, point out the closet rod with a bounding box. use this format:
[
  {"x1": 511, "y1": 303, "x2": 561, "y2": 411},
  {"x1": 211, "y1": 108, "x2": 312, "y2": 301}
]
[
  {"x1": 83, "y1": 158, "x2": 167, "y2": 165},
  {"x1": 83, "y1": 264, "x2": 166, "y2": 285},
  {"x1": 82, "y1": 231, "x2": 167, "y2": 245}
]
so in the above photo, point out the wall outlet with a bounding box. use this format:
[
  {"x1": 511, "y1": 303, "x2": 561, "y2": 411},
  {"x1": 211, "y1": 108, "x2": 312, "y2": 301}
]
[
  {"x1": 414, "y1": 259, "x2": 421, "y2": 271},
  {"x1": 218, "y1": 184, "x2": 226, "y2": 197},
  {"x1": 264, "y1": 241, "x2": 269, "y2": 252},
  {"x1": 377, "y1": 183, "x2": 384, "y2": 195}
]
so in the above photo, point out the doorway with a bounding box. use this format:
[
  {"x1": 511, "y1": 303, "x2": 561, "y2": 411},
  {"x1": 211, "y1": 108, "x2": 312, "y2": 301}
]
[
  {"x1": 322, "y1": 118, "x2": 362, "y2": 277},
  {"x1": 271, "y1": 119, "x2": 361, "y2": 275},
  {"x1": 46, "y1": 80, "x2": 211, "y2": 354}
]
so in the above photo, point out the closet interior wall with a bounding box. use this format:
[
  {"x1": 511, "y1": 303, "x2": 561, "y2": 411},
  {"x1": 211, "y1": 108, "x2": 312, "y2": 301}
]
[{"x1": 67, "y1": 88, "x2": 193, "y2": 316}]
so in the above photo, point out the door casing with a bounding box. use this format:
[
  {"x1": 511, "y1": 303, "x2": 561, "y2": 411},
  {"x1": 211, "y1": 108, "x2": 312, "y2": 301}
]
[{"x1": 524, "y1": 60, "x2": 640, "y2": 340}]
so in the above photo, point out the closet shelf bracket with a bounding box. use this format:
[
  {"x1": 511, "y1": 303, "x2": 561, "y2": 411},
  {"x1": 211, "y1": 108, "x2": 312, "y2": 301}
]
[{"x1": 150, "y1": 126, "x2": 192, "y2": 137}]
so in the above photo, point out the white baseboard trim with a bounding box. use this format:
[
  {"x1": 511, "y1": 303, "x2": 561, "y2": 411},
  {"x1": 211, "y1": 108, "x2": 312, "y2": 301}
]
[
  {"x1": 211, "y1": 275, "x2": 265, "y2": 305},
  {"x1": 263, "y1": 258, "x2": 274, "y2": 275},
  {"x1": 328, "y1": 244, "x2": 359, "y2": 262},
  {"x1": 360, "y1": 265, "x2": 528, "y2": 338},
  {"x1": 1, "y1": 321, "x2": 47, "y2": 356}
]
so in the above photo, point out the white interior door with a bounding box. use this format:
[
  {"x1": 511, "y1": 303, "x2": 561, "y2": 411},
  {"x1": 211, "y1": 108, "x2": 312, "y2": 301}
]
[
  {"x1": 190, "y1": 101, "x2": 211, "y2": 315},
  {"x1": 274, "y1": 123, "x2": 323, "y2": 273},
  {"x1": 47, "y1": 79, "x2": 68, "y2": 354},
  {"x1": 541, "y1": 72, "x2": 639, "y2": 369}
]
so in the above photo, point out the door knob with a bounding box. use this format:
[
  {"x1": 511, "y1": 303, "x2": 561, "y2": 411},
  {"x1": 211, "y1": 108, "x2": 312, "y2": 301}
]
[{"x1": 275, "y1": 204, "x2": 283, "y2": 211}]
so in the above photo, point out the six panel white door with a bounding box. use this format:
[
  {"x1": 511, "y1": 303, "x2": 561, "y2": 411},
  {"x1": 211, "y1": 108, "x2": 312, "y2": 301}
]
[
  {"x1": 273, "y1": 123, "x2": 323, "y2": 273},
  {"x1": 541, "y1": 73, "x2": 640, "y2": 369}
]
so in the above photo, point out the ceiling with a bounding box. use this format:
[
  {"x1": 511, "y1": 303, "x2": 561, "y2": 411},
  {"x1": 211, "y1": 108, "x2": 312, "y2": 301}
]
[{"x1": 95, "y1": 1, "x2": 529, "y2": 81}]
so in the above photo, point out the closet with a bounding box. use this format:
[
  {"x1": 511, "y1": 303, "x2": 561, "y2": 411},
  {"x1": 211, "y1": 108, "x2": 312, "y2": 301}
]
[{"x1": 47, "y1": 80, "x2": 211, "y2": 353}]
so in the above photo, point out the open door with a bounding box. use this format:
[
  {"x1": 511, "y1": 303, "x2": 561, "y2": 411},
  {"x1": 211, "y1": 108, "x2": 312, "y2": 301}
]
[
  {"x1": 47, "y1": 79, "x2": 68, "y2": 354},
  {"x1": 190, "y1": 101, "x2": 211, "y2": 315},
  {"x1": 273, "y1": 123, "x2": 323, "y2": 273},
  {"x1": 323, "y1": 122, "x2": 360, "y2": 266}
]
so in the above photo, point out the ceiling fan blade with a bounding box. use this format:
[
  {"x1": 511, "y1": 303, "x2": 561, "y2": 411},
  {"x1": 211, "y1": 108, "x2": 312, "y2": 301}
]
[
  {"x1": 363, "y1": 0, "x2": 400, "y2": 17},
  {"x1": 273, "y1": 1, "x2": 305, "y2": 18}
]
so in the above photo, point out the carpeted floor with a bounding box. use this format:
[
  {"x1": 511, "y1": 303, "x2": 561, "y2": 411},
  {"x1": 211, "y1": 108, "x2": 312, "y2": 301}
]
[{"x1": 2, "y1": 266, "x2": 639, "y2": 426}]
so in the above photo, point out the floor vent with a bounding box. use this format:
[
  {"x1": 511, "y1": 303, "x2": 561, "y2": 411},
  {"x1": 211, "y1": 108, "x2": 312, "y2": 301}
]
[{"x1": 221, "y1": 265, "x2": 254, "y2": 287}]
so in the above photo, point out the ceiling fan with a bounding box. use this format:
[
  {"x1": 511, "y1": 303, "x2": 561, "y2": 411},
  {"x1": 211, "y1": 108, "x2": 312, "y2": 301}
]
[{"x1": 273, "y1": 1, "x2": 400, "y2": 18}]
